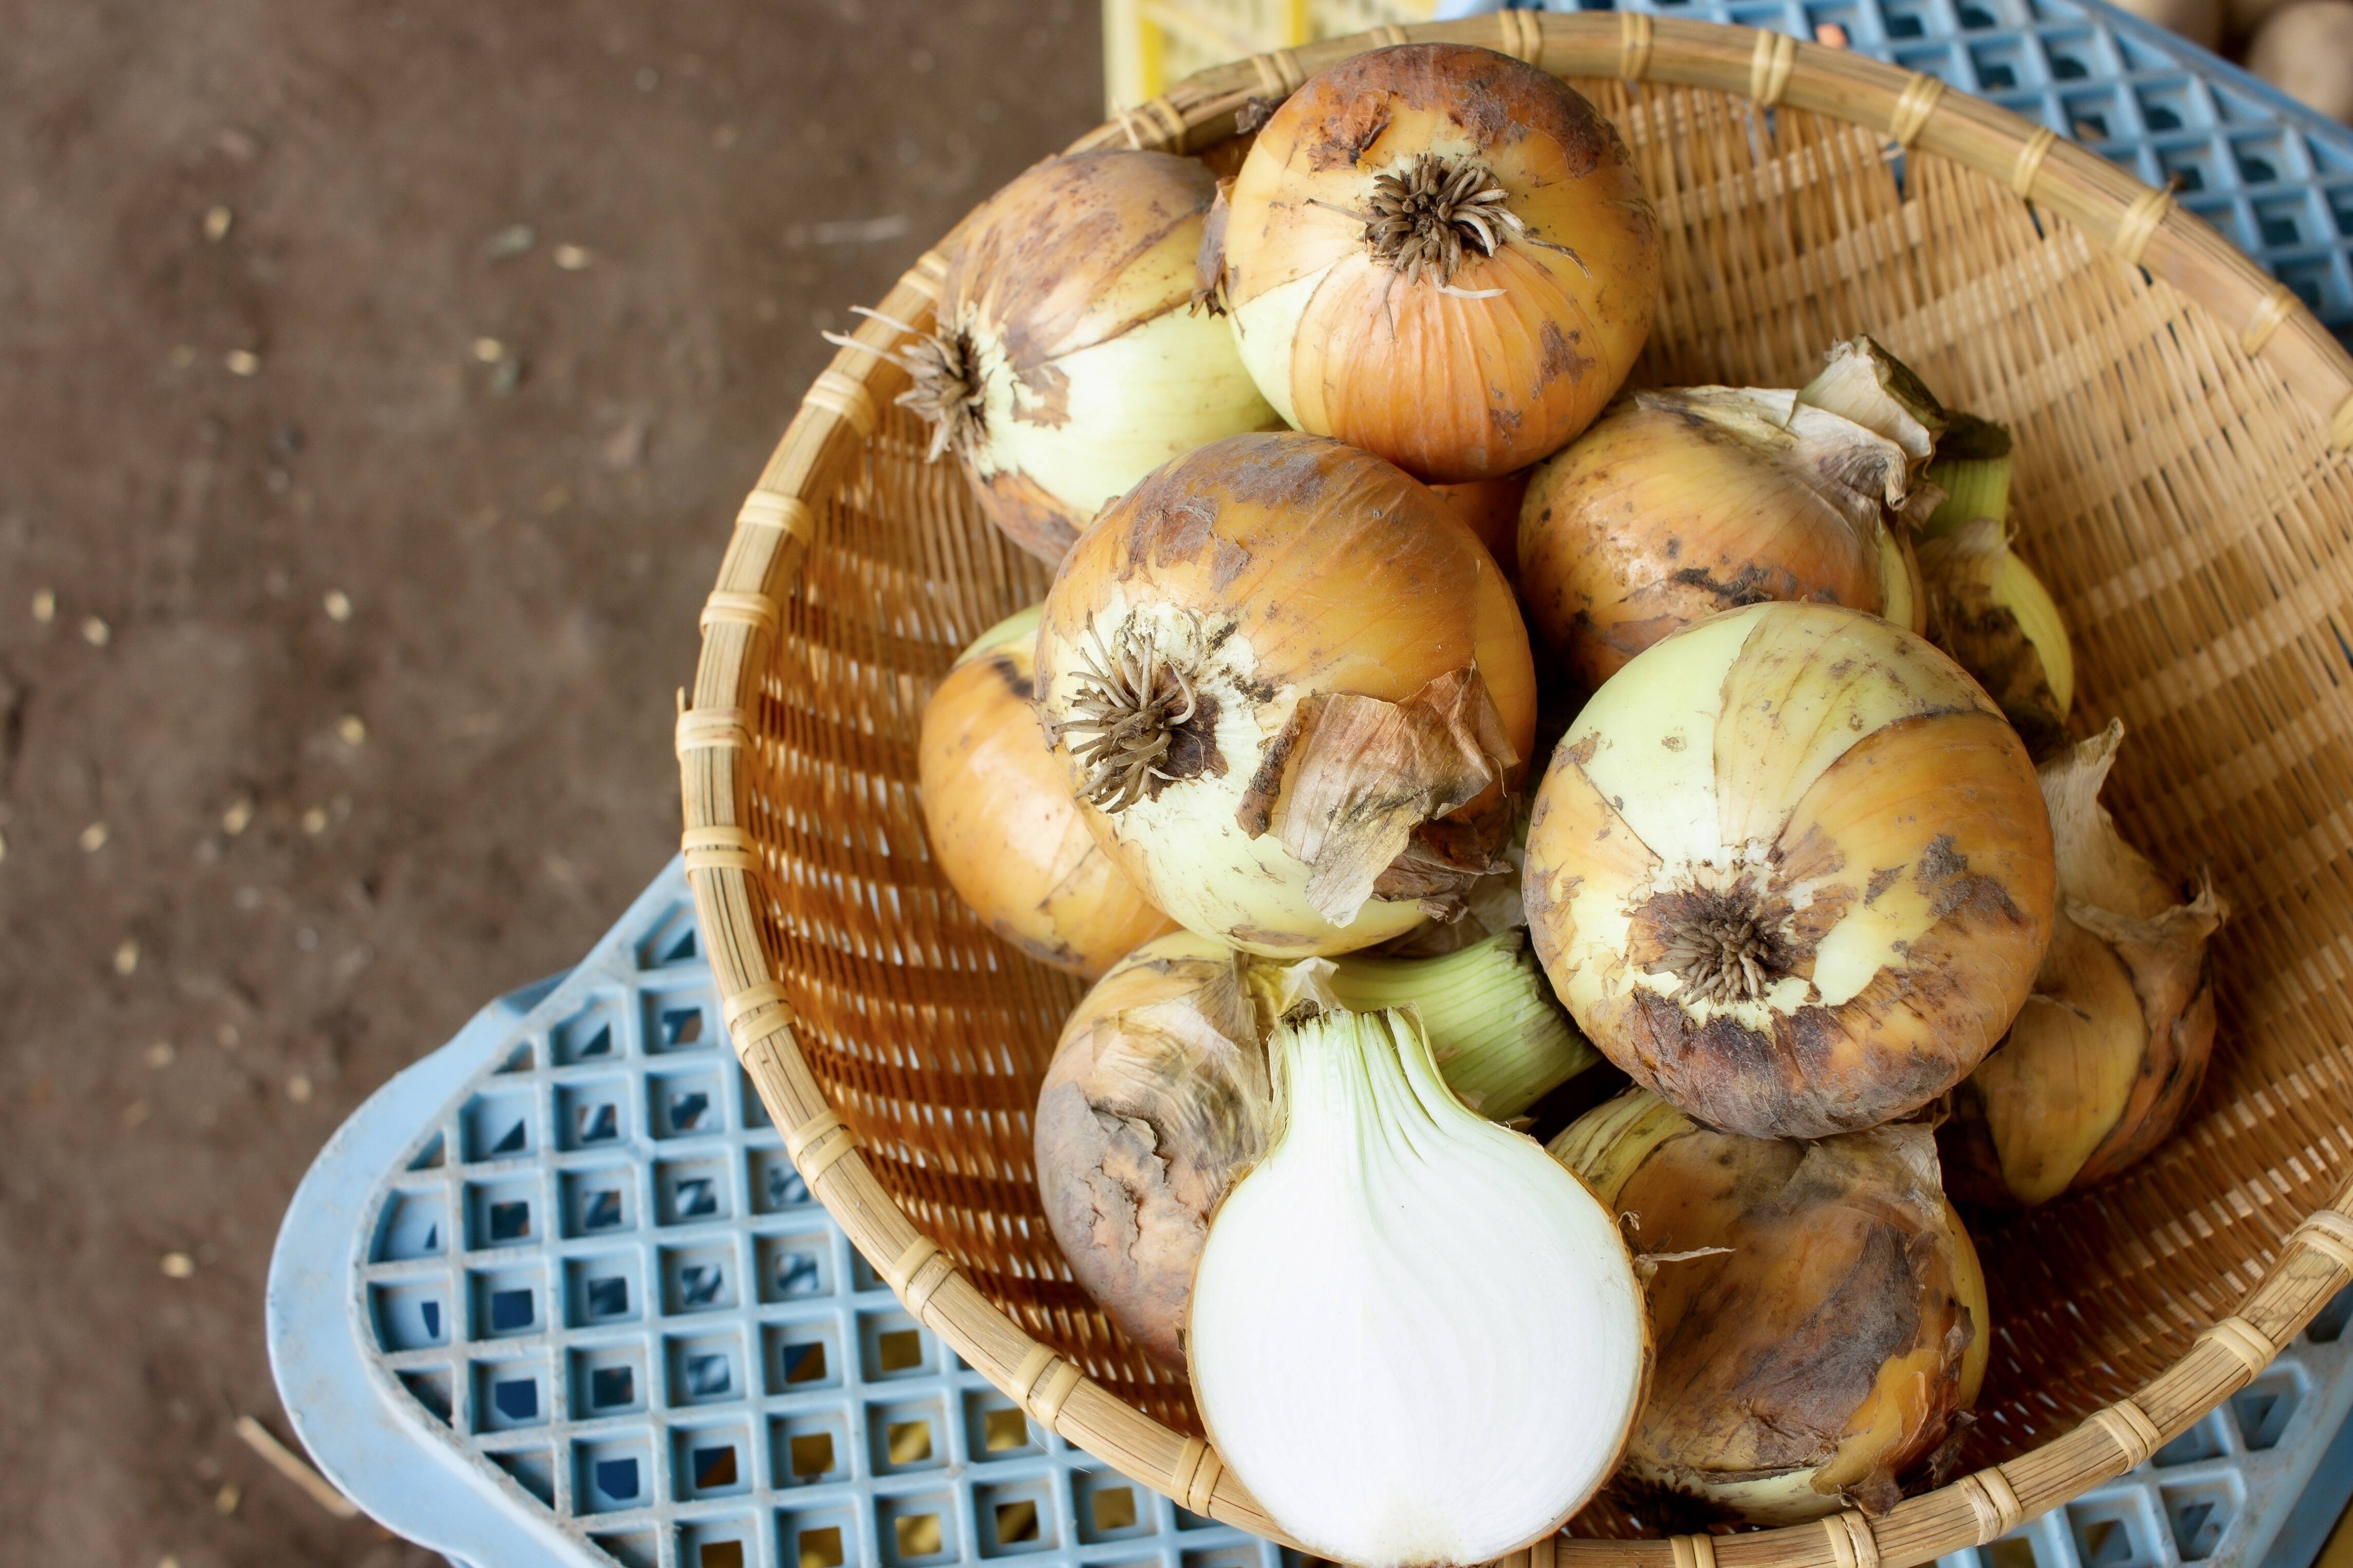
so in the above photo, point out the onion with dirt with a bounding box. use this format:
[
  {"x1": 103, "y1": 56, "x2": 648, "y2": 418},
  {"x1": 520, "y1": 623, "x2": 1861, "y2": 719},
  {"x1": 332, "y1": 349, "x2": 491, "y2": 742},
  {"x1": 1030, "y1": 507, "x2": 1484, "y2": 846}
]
[
  {"x1": 1034, "y1": 430, "x2": 1536, "y2": 956},
  {"x1": 1210, "y1": 43, "x2": 1660, "y2": 483},
  {"x1": 917, "y1": 607, "x2": 1175, "y2": 977},
  {"x1": 1553, "y1": 1088, "x2": 1988, "y2": 1525},
  {"x1": 1523, "y1": 601, "x2": 2057, "y2": 1138}
]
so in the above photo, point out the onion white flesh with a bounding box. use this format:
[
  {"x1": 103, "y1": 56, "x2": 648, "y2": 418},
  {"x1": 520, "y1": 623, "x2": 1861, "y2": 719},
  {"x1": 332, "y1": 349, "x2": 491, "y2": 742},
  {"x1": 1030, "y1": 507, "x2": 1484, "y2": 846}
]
[{"x1": 1188, "y1": 1007, "x2": 1647, "y2": 1567}]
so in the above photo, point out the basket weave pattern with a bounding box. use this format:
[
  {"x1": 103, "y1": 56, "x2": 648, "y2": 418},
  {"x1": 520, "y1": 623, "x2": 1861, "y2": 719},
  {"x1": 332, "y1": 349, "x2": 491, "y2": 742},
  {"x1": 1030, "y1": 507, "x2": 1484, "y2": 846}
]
[{"x1": 682, "y1": 13, "x2": 2353, "y2": 1563}]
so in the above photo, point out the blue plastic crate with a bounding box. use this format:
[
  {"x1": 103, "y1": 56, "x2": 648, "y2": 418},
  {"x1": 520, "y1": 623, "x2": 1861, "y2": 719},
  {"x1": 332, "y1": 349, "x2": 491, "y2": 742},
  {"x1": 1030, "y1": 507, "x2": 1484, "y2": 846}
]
[
  {"x1": 267, "y1": 860, "x2": 1297, "y2": 1568},
  {"x1": 1492, "y1": 0, "x2": 2353, "y2": 343}
]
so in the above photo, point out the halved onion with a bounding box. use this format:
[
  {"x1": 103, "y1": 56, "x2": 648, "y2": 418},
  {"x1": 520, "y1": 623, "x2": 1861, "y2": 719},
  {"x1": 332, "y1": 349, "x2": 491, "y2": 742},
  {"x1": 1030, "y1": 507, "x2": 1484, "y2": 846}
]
[
  {"x1": 1034, "y1": 431, "x2": 1537, "y2": 956},
  {"x1": 917, "y1": 608, "x2": 1174, "y2": 977},
  {"x1": 1523, "y1": 602, "x2": 2056, "y2": 1138},
  {"x1": 1212, "y1": 43, "x2": 1659, "y2": 482}
]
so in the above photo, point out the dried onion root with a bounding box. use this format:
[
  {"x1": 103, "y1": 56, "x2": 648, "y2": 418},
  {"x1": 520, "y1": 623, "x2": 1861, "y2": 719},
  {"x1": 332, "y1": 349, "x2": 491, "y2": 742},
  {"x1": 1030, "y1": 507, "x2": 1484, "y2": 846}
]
[
  {"x1": 1189, "y1": 1007, "x2": 1646, "y2": 1566},
  {"x1": 916, "y1": 608, "x2": 1175, "y2": 977},
  {"x1": 1034, "y1": 927, "x2": 1599, "y2": 1368},
  {"x1": 1517, "y1": 337, "x2": 1941, "y2": 687},
  {"x1": 1034, "y1": 430, "x2": 1536, "y2": 956},
  {"x1": 1941, "y1": 721, "x2": 2227, "y2": 1205},
  {"x1": 1523, "y1": 602, "x2": 2056, "y2": 1138},
  {"x1": 1553, "y1": 1088, "x2": 1987, "y2": 1526}
]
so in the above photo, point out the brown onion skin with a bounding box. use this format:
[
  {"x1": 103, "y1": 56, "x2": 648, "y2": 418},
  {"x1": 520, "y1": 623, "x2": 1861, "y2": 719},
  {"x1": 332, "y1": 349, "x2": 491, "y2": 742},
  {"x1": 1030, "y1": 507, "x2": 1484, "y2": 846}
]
[
  {"x1": 1561, "y1": 1098, "x2": 1986, "y2": 1525},
  {"x1": 1033, "y1": 934, "x2": 1268, "y2": 1370},
  {"x1": 1221, "y1": 45, "x2": 1659, "y2": 482},
  {"x1": 1518, "y1": 398, "x2": 1891, "y2": 688},
  {"x1": 1430, "y1": 472, "x2": 1530, "y2": 578},
  {"x1": 917, "y1": 622, "x2": 1175, "y2": 978}
]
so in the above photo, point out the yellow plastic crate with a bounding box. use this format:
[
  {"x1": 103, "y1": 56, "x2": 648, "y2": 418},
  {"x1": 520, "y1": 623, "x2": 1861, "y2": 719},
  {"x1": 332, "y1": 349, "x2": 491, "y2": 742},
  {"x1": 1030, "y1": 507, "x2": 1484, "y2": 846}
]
[{"x1": 1101, "y1": 0, "x2": 1441, "y2": 110}]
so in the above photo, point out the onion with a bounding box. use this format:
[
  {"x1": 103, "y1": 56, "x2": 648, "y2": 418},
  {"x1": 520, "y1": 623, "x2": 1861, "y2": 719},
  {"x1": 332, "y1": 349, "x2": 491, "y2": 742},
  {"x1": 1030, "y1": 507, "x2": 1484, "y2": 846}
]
[
  {"x1": 1523, "y1": 601, "x2": 2057, "y2": 1138},
  {"x1": 1554, "y1": 1089, "x2": 1988, "y2": 1525},
  {"x1": 1518, "y1": 338, "x2": 1941, "y2": 688},
  {"x1": 1210, "y1": 43, "x2": 1660, "y2": 483},
  {"x1": 862, "y1": 149, "x2": 1278, "y2": 562},
  {"x1": 1922, "y1": 412, "x2": 2013, "y2": 539},
  {"x1": 1189, "y1": 1006, "x2": 1647, "y2": 1566},
  {"x1": 1942, "y1": 722, "x2": 2227, "y2": 1204},
  {"x1": 1919, "y1": 518, "x2": 2076, "y2": 759},
  {"x1": 918, "y1": 608, "x2": 1175, "y2": 977},
  {"x1": 1429, "y1": 471, "x2": 1530, "y2": 576},
  {"x1": 1034, "y1": 928, "x2": 1599, "y2": 1368},
  {"x1": 1034, "y1": 430, "x2": 1537, "y2": 956}
]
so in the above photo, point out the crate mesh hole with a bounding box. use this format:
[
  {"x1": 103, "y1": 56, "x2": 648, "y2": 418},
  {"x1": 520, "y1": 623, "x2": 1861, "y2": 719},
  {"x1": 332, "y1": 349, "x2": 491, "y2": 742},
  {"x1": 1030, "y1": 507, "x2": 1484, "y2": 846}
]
[
  {"x1": 1095, "y1": 1487, "x2": 1137, "y2": 1531},
  {"x1": 2231, "y1": 1373, "x2": 2302, "y2": 1450}
]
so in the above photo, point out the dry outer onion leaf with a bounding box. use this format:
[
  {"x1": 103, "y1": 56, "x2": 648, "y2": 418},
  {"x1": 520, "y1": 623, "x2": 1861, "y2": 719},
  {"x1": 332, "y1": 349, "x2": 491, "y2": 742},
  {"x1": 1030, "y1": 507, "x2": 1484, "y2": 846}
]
[
  {"x1": 1523, "y1": 602, "x2": 2056, "y2": 1139},
  {"x1": 1188, "y1": 1007, "x2": 1646, "y2": 1566},
  {"x1": 1941, "y1": 721, "x2": 2226, "y2": 1204},
  {"x1": 1918, "y1": 517, "x2": 2075, "y2": 761},
  {"x1": 1553, "y1": 1088, "x2": 1988, "y2": 1526},
  {"x1": 1034, "y1": 928, "x2": 1600, "y2": 1369}
]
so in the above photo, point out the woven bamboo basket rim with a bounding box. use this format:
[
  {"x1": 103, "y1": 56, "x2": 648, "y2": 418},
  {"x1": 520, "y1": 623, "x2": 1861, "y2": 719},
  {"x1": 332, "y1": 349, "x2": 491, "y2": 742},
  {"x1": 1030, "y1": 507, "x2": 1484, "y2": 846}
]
[{"x1": 679, "y1": 11, "x2": 2353, "y2": 1564}]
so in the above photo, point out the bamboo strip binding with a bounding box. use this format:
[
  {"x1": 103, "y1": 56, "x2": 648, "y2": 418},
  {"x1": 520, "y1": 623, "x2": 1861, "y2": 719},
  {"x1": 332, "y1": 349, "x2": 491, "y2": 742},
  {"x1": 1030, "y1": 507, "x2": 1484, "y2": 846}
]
[{"x1": 682, "y1": 10, "x2": 2353, "y2": 1564}]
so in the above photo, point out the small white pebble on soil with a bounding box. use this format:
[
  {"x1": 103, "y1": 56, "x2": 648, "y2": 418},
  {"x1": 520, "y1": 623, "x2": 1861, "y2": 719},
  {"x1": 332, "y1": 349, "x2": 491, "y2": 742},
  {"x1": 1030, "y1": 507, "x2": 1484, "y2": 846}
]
[
  {"x1": 114, "y1": 939, "x2": 139, "y2": 975},
  {"x1": 31, "y1": 588, "x2": 54, "y2": 621},
  {"x1": 300, "y1": 806, "x2": 328, "y2": 835},
  {"x1": 287, "y1": 1073, "x2": 313, "y2": 1103},
  {"x1": 147, "y1": 1041, "x2": 176, "y2": 1068},
  {"x1": 160, "y1": 1252, "x2": 195, "y2": 1278},
  {"x1": 217, "y1": 1023, "x2": 240, "y2": 1048},
  {"x1": 170, "y1": 344, "x2": 196, "y2": 368},
  {"x1": 121, "y1": 1100, "x2": 150, "y2": 1127},
  {"x1": 336, "y1": 714, "x2": 366, "y2": 746},
  {"x1": 214, "y1": 1483, "x2": 241, "y2": 1515},
  {"x1": 80, "y1": 822, "x2": 109, "y2": 852},
  {"x1": 225, "y1": 349, "x2": 259, "y2": 376},
  {"x1": 712, "y1": 124, "x2": 737, "y2": 149},
  {"x1": 471, "y1": 336, "x2": 504, "y2": 363},
  {"x1": 203, "y1": 204, "x2": 232, "y2": 241},
  {"x1": 82, "y1": 615, "x2": 110, "y2": 645},
  {"x1": 222, "y1": 797, "x2": 254, "y2": 835},
  {"x1": 0, "y1": 829, "x2": 8, "y2": 863},
  {"x1": 554, "y1": 243, "x2": 592, "y2": 270},
  {"x1": 323, "y1": 588, "x2": 352, "y2": 621}
]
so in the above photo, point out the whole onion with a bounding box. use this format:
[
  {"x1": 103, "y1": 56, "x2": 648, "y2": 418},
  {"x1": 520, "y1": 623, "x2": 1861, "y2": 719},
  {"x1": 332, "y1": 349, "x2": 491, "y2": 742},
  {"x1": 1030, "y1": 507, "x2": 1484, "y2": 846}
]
[
  {"x1": 1942, "y1": 723, "x2": 2227, "y2": 1205},
  {"x1": 875, "y1": 149, "x2": 1279, "y2": 562},
  {"x1": 1523, "y1": 602, "x2": 2056, "y2": 1138},
  {"x1": 917, "y1": 608, "x2": 1174, "y2": 977},
  {"x1": 1034, "y1": 431, "x2": 1537, "y2": 956},
  {"x1": 1429, "y1": 471, "x2": 1530, "y2": 577},
  {"x1": 1518, "y1": 337, "x2": 1942, "y2": 688},
  {"x1": 1554, "y1": 1089, "x2": 1988, "y2": 1525},
  {"x1": 1211, "y1": 44, "x2": 1659, "y2": 483}
]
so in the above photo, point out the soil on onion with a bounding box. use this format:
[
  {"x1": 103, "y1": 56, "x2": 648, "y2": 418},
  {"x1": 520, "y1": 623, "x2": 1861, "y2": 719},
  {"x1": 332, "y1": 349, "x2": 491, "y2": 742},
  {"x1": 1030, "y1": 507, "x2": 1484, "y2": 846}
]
[{"x1": 0, "y1": 2, "x2": 1100, "y2": 1560}]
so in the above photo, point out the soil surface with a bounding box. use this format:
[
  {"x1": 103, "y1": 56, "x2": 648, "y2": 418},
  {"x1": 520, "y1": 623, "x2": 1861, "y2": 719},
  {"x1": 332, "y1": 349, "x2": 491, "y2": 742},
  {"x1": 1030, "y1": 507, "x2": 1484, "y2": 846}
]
[{"x1": 0, "y1": 2, "x2": 1102, "y2": 1560}]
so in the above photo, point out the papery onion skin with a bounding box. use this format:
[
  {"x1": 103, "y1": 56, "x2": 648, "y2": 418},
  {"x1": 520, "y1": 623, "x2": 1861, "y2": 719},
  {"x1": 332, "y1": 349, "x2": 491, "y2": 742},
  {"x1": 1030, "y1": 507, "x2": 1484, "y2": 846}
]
[
  {"x1": 1523, "y1": 602, "x2": 2056, "y2": 1139},
  {"x1": 918, "y1": 608, "x2": 1176, "y2": 977},
  {"x1": 1217, "y1": 44, "x2": 1660, "y2": 483},
  {"x1": 932, "y1": 149, "x2": 1280, "y2": 562},
  {"x1": 1036, "y1": 430, "x2": 1537, "y2": 956},
  {"x1": 1189, "y1": 1008, "x2": 1648, "y2": 1567},
  {"x1": 1554, "y1": 1089, "x2": 1987, "y2": 1526},
  {"x1": 1518, "y1": 390, "x2": 1926, "y2": 688},
  {"x1": 1035, "y1": 927, "x2": 1596, "y2": 1368},
  {"x1": 1941, "y1": 722, "x2": 2226, "y2": 1205}
]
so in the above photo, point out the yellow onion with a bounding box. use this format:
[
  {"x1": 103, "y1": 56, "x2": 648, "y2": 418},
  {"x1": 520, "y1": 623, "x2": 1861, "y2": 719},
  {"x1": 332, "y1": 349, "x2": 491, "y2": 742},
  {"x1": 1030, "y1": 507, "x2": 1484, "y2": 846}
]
[
  {"x1": 1942, "y1": 722, "x2": 2227, "y2": 1205},
  {"x1": 1429, "y1": 470, "x2": 1530, "y2": 577},
  {"x1": 1518, "y1": 337, "x2": 1942, "y2": 688},
  {"x1": 1034, "y1": 928, "x2": 1598, "y2": 1368},
  {"x1": 1553, "y1": 1089, "x2": 1987, "y2": 1525},
  {"x1": 917, "y1": 608, "x2": 1175, "y2": 978},
  {"x1": 1523, "y1": 602, "x2": 2056, "y2": 1138},
  {"x1": 863, "y1": 149, "x2": 1278, "y2": 562},
  {"x1": 1189, "y1": 1007, "x2": 1647, "y2": 1566},
  {"x1": 1919, "y1": 518, "x2": 2076, "y2": 759},
  {"x1": 1035, "y1": 431, "x2": 1537, "y2": 956},
  {"x1": 1211, "y1": 43, "x2": 1659, "y2": 483}
]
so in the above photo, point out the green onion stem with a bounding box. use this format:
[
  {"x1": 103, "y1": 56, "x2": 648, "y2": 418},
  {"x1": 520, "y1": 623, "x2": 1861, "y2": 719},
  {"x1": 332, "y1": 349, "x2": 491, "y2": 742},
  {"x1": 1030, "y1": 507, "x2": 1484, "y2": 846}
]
[
  {"x1": 1324, "y1": 931, "x2": 1599, "y2": 1119},
  {"x1": 1924, "y1": 412, "x2": 2013, "y2": 538}
]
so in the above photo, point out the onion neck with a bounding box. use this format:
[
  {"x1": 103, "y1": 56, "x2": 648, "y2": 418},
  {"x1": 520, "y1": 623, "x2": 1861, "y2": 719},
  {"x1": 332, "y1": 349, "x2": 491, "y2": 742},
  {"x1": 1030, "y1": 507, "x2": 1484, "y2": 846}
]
[
  {"x1": 1923, "y1": 413, "x2": 2015, "y2": 538},
  {"x1": 1796, "y1": 336, "x2": 1948, "y2": 474},
  {"x1": 1272, "y1": 1007, "x2": 1462, "y2": 1161},
  {"x1": 1323, "y1": 932, "x2": 1598, "y2": 1119}
]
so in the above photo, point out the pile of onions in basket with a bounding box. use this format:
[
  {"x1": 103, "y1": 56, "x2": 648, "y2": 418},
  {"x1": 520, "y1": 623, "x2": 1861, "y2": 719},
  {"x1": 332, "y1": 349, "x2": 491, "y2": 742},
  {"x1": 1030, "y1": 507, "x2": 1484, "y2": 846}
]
[{"x1": 890, "y1": 41, "x2": 2229, "y2": 1561}]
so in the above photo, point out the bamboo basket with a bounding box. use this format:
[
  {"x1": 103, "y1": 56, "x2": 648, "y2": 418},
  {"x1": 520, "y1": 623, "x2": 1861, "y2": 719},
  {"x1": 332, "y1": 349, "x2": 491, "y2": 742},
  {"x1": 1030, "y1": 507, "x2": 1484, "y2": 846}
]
[{"x1": 680, "y1": 12, "x2": 2353, "y2": 1564}]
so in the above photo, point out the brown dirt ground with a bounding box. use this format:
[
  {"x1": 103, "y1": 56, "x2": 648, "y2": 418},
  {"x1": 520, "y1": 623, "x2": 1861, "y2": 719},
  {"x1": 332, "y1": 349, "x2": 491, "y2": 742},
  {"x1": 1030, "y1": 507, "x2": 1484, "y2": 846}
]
[{"x1": 0, "y1": 2, "x2": 1103, "y2": 1560}]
